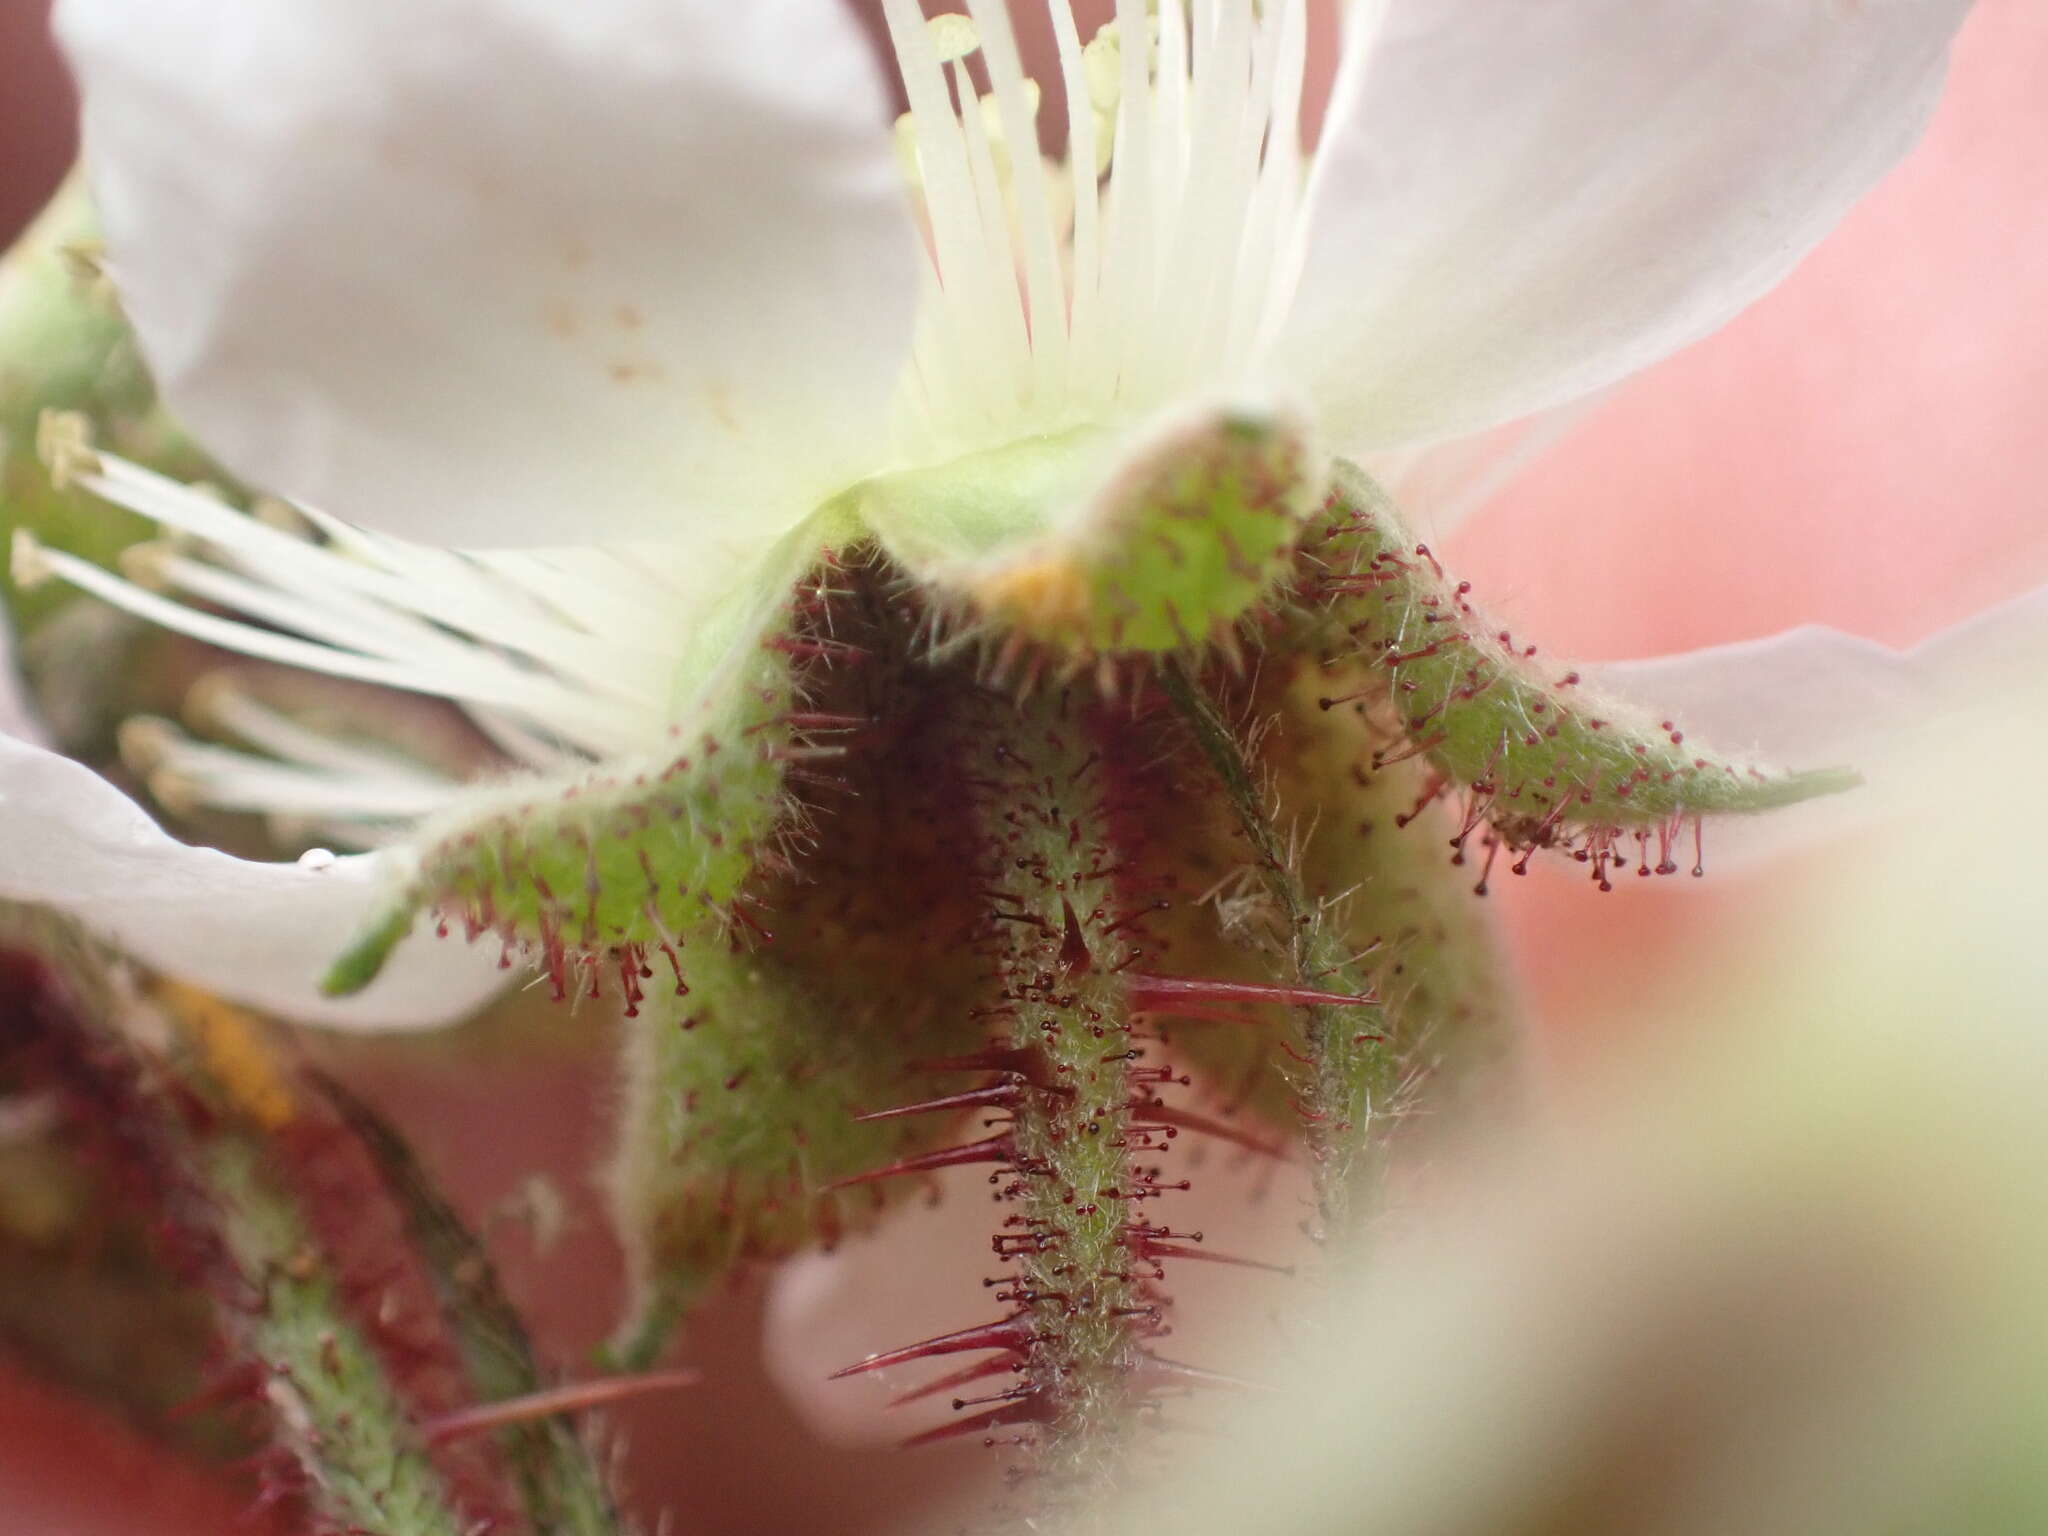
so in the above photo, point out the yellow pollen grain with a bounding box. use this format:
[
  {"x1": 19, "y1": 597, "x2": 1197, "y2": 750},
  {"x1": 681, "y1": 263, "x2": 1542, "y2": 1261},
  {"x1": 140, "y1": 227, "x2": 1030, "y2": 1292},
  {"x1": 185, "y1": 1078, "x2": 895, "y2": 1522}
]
[
  {"x1": 153, "y1": 979, "x2": 296, "y2": 1130},
  {"x1": 974, "y1": 555, "x2": 1093, "y2": 639}
]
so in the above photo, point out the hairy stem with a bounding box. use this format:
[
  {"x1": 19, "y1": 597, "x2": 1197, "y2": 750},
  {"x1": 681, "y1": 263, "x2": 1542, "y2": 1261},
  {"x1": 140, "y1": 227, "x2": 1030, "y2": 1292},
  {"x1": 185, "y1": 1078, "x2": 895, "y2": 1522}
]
[
  {"x1": 1159, "y1": 663, "x2": 1400, "y2": 1244},
  {"x1": 316, "y1": 1073, "x2": 625, "y2": 1536},
  {"x1": 198, "y1": 1131, "x2": 469, "y2": 1536},
  {"x1": 0, "y1": 913, "x2": 499, "y2": 1535},
  {"x1": 965, "y1": 687, "x2": 1156, "y2": 1490}
]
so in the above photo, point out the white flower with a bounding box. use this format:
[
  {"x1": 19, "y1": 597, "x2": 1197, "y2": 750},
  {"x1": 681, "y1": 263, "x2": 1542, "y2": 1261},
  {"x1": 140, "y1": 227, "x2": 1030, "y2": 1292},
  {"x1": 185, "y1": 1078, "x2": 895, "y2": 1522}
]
[{"x1": 1, "y1": 0, "x2": 2018, "y2": 1027}]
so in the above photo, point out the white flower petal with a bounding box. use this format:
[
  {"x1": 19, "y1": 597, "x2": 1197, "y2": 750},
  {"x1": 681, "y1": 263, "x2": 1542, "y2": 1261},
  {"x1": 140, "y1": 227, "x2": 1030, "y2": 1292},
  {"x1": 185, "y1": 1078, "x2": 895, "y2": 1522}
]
[
  {"x1": 0, "y1": 730, "x2": 507, "y2": 1029},
  {"x1": 1369, "y1": 394, "x2": 1603, "y2": 544},
  {"x1": 56, "y1": 0, "x2": 923, "y2": 548},
  {"x1": 1284, "y1": 0, "x2": 1971, "y2": 454},
  {"x1": 0, "y1": 619, "x2": 45, "y2": 748},
  {"x1": 1583, "y1": 583, "x2": 2048, "y2": 871}
]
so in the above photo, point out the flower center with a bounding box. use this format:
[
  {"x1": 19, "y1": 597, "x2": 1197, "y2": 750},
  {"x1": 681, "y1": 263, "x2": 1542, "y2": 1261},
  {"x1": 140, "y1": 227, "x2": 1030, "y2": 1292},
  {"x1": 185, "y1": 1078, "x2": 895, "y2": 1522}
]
[{"x1": 883, "y1": 1, "x2": 1311, "y2": 467}]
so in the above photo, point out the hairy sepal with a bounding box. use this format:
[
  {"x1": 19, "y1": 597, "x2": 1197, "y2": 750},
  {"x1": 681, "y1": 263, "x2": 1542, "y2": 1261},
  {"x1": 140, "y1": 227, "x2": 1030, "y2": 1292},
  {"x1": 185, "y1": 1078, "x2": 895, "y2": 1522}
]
[
  {"x1": 1105, "y1": 712, "x2": 1302, "y2": 1130},
  {"x1": 604, "y1": 935, "x2": 977, "y2": 1369},
  {"x1": 604, "y1": 640, "x2": 993, "y2": 1363},
  {"x1": 1301, "y1": 463, "x2": 1859, "y2": 878},
  {"x1": 862, "y1": 405, "x2": 1320, "y2": 659},
  {"x1": 1124, "y1": 675, "x2": 1517, "y2": 1148},
  {"x1": 1260, "y1": 664, "x2": 1518, "y2": 1115},
  {"x1": 964, "y1": 689, "x2": 1153, "y2": 1482},
  {"x1": 322, "y1": 537, "x2": 840, "y2": 1002}
]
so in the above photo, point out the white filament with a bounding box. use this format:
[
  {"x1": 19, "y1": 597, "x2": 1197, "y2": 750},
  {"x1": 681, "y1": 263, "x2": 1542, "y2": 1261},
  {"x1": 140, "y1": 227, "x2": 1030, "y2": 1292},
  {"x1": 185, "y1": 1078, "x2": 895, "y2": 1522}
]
[
  {"x1": 18, "y1": 444, "x2": 700, "y2": 834},
  {"x1": 888, "y1": 1, "x2": 1311, "y2": 466}
]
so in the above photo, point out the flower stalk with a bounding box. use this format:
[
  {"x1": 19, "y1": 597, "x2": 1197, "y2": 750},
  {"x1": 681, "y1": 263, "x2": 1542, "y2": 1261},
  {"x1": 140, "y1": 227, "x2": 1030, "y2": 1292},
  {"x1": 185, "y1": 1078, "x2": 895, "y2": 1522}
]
[
  {"x1": 1159, "y1": 662, "x2": 1401, "y2": 1244},
  {"x1": 956, "y1": 685, "x2": 1156, "y2": 1481},
  {"x1": 0, "y1": 905, "x2": 634, "y2": 1535},
  {"x1": 315, "y1": 1072, "x2": 628, "y2": 1536}
]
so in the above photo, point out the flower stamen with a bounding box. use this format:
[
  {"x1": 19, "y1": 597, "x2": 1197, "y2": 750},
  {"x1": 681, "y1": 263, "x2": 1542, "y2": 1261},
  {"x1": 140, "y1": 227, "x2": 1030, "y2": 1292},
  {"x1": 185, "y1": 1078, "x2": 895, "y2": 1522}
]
[{"x1": 887, "y1": 2, "x2": 1311, "y2": 468}]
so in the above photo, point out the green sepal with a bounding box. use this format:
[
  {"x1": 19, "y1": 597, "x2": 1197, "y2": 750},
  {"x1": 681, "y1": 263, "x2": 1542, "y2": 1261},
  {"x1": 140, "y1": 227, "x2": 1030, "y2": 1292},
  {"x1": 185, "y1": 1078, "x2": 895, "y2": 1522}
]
[
  {"x1": 0, "y1": 177, "x2": 222, "y2": 625},
  {"x1": 603, "y1": 933, "x2": 977, "y2": 1369},
  {"x1": 1259, "y1": 662, "x2": 1517, "y2": 1108},
  {"x1": 320, "y1": 671, "x2": 791, "y2": 999},
  {"x1": 1148, "y1": 658, "x2": 1521, "y2": 1243},
  {"x1": 601, "y1": 657, "x2": 1013, "y2": 1368},
  {"x1": 1302, "y1": 462, "x2": 1858, "y2": 869},
  {"x1": 861, "y1": 407, "x2": 1320, "y2": 658},
  {"x1": 1128, "y1": 671, "x2": 1516, "y2": 1133},
  {"x1": 320, "y1": 681, "x2": 793, "y2": 999},
  {"x1": 320, "y1": 543, "x2": 833, "y2": 999}
]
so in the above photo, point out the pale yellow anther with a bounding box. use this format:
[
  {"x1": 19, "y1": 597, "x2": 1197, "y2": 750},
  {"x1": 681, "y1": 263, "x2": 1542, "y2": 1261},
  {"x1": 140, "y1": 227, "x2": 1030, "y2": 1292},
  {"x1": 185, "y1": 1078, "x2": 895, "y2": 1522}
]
[
  {"x1": 1082, "y1": 29, "x2": 1123, "y2": 115},
  {"x1": 8, "y1": 529, "x2": 53, "y2": 590},
  {"x1": 182, "y1": 672, "x2": 241, "y2": 734},
  {"x1": 116, "y1": 715, "x2": 184, "y2": 778},
  {"x1": 977, "y1": 78, "x2": 1043, "y2": 156},
  {"x1": 146, "y1": 764, "x2": 205, "y2": 819},
  {"x1": 55, "y1": 240, "x2": 116, "y2": 309},
  {"x1": 1091, "y1": 108, "x2": 1118, "y2": 176},
  {"x1": 117, "y1": 540, "x2": 178, "y2": 591},
  {"x1": 925, "y1": 13, "x2": 980, "y2": 63},
  {"x1": 977, "y1": 94, "x2": 1010, "y2": 161},
  {"x1": 892, "y1": 111, "x2": 924, "y2": 186},
  {"x1": 251, "y1": 496, "x2": 313, "y2": 536},
  {"x1": 991, "y1": 78, "x2": 1043, "y2": 124},
  {"x1": 34, "y1": 409, "x2": 100, "y2": 491}
]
